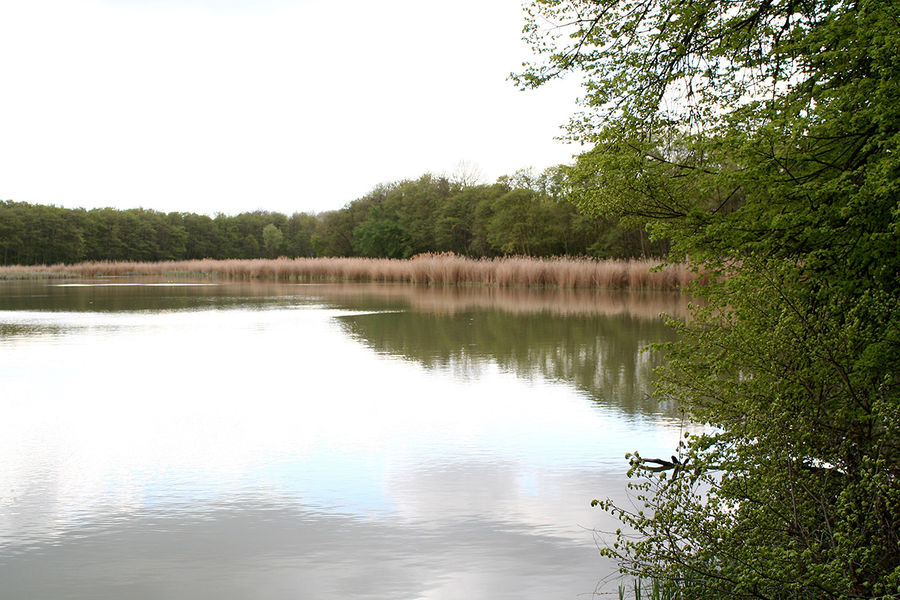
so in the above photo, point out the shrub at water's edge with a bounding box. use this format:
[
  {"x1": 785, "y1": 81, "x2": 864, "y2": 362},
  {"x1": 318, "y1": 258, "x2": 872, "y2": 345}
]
[{"x1": 0, "y1": 254, "x2": 693, "y2": 290}]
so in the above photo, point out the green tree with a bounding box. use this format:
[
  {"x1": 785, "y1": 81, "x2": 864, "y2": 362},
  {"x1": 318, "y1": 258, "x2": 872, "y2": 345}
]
[
  {"x1": 433, "y1": 188, "x2": 479, "y2": 255},
  {"x1": 392, "y1": 174, "x2": 450, "y2": 255},
  {"x1": 284, "y1": 212, "x2": 318, "y2": 257},
  {"x1": 486, "y1": 188, "x2": 560, "y2": 255},
  {"x1": 352, "y1": 205, "x2": 409, "y2": 258},
  {"x1": 312, "y1": 209, "x2": 355, "y2": 257},
  {"x1": 182, "y1": 213, "x2": 219, "y2": 259},
  {"x1": 518, "y1": 0, "x2": 900, "y2": 597},
  {"x1": 240, "y1": 233, "x2": 260, "y2": 258},
  {"x1": 262, "y1": 223, "x2": 284, "y2": 257},
  {"x1": 0, "y1": 202, "x2": 25, "y2": 265}
]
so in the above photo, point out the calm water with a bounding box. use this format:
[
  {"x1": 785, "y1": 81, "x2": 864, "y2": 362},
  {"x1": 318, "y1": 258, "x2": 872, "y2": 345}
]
[{"x1": 0, "y1": 279, "x2": 689, "y2": 599}]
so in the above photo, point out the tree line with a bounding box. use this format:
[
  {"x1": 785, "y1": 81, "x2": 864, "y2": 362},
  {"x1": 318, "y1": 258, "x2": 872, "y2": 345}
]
[
  {"x1": 0, "y1": 201, "x2": 318, "y2": 266},
  {"x1": 0, "y1": 170, "x2": 667, "y2": 266}
]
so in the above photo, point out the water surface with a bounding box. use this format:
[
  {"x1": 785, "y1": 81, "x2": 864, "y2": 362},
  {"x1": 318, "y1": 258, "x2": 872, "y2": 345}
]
[{"x1": 0, "y1": 280, "x2": 689, "y2": 599}]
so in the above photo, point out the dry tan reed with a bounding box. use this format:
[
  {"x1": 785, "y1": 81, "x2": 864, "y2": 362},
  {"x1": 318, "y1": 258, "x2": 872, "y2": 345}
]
[{"x1": 0, "y1": 254, "x2": 694, "y2": 290}]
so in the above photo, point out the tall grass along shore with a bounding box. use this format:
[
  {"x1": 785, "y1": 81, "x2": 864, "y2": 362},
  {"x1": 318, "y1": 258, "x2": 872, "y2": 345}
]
[{"x1": 0, "y1": 254, "x2": 693, "y2": 291}]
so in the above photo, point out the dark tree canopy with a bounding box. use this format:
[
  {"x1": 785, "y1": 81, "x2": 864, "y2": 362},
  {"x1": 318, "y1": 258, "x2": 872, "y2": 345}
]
[{"x1": 0, "y1": 172, "x2": 663, "y2": 266}]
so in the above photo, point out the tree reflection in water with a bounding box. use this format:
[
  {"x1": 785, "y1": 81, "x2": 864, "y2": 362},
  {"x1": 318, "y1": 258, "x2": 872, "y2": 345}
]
[{"x1": 322, "y1": 284, "x2": 689, "y2": 418}]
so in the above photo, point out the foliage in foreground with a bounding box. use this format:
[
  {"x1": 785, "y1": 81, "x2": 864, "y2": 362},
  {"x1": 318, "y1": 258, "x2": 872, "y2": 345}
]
[{"x1": 519, "y1": 0, "x2": 899, "y2": 597}]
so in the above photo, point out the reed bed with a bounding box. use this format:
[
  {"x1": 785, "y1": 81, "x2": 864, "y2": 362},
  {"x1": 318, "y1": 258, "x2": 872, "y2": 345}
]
[{"x1": 0, "y1": 254, "x2": 693, "y2": 290}]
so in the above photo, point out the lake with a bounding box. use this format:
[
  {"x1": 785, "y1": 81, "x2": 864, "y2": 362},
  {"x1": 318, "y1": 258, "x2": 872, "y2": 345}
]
[{"x1": 0, "y1": 279, "x2": 689, "y2": 599}]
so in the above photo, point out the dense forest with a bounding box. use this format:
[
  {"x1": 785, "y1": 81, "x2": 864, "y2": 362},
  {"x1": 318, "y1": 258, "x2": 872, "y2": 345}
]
[{"x1": 0, "y1": 170, "x2": 667, "y2": 266}]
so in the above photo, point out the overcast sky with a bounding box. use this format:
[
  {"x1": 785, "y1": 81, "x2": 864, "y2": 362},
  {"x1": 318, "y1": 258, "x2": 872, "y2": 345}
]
[{"x1": 0, "y1": 0, "x2": 581, "y2": 216}]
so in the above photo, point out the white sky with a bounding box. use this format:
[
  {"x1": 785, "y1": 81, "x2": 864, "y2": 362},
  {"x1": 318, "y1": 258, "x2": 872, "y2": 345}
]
[{"x1": 0, "y1": 0, "x2": 581, "y2": 216}]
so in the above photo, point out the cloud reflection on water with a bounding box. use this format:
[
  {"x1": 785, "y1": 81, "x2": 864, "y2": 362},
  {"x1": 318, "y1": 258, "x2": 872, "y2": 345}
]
[{"x1": 0, "y1": 281, "x2": 687, "y2": 598}]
